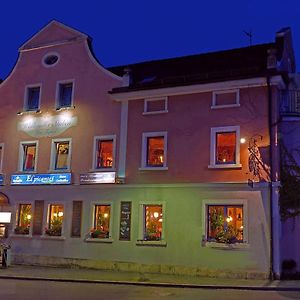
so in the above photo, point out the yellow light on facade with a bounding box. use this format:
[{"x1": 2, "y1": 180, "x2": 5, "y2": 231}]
[{"x1": 240, "y1": 138, "x2": 246, "y2": 144}]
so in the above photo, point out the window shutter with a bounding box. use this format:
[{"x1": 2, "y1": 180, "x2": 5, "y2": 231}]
[
  {"x1": 71, "y1": 201, "x2": 82, "y2": 237},
  {"x1": 32, "y1": 200, "x2": 44, "y2": 235}
]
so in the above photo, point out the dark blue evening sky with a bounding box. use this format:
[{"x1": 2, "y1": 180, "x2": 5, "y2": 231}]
[{"x1": 1, "y1": 0, "x2": 299, "y2": 79}]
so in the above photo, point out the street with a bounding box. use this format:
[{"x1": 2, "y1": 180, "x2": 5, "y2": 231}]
[{"x1": 0, "y1": 279, "x2": 299, "y2": 300}]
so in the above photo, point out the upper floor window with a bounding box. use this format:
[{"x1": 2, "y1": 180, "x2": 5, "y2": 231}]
[
  {"x1": 19, "y1": 141, "x2": 38, "y2": 172},
  {"x1": 140, "y1": 132, "x2": 168, "y2": 170},
  {"x1": 209, "y1": 126, "x2": 241, "y2": 169},
  {"x1": 25, "y1": 86, "x2": 41, "y2": 111},
  {"x1": 42, "y1": 52, "x2": 60, "y2": 67},
  {"x1": 211, "y1": 90, "x2": 240, "y2": 109},
  {"x1": 143, "y1": 97, "x2": 168, "y2": 115},
  {"x1": 93, "y1": 135, "x2": 116, "y2": 170},
  {"x1": 56, "y1": 81, "x2": 74, "y2": 109},
  {"x1": 50, "y1": 139, "x2": 71, "y2": 171}
]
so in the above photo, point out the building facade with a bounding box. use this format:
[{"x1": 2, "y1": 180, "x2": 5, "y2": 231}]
[{"x1": 0, "y1": 21, "x2": 295, "y2": 279}]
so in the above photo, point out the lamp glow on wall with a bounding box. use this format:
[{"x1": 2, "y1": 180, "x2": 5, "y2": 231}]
[{"x1": 0, "y1": 212, "x2": 12, "y2": 223}]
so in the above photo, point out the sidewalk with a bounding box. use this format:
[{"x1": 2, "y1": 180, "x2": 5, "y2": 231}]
[{"x1": 0, "y1": 265, "x2": 300, "y2": 291}]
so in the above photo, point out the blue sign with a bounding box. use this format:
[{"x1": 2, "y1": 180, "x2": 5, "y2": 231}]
[
  {"x1": 11, "y1": 173, "x2": 71, "y2": 185},
  {"x1": 0, "y1": 175, "x2": 4, "y2": 185}
]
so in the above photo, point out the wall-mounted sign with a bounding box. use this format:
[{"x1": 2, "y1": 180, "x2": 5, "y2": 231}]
[
  {"x1": 11, "y1": 173, "x2": 72, "y2": 185},
  {"x1": 18, "y1": 113, "x2": 77, "y2": 137},
  {"x1": 79, "y1": 172, "x2": 115, "y2": 184},
  {"x1": 119, "y1": 201, "x2": 131, "y2": 241},
  {"x1": 0, "y1": 212, "x2": 11, "y2": 223}
]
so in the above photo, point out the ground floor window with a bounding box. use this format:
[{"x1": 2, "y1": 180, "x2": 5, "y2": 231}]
[
  {"x1": 91, "y1": 205, "x2": 111, "y2": 238},
  {"x1": 15, "y1": 204, "x2": 32, "y2": 235},
  {"x1": 143, "y1": 205, "x2": 163, "y2": 241},
  {"x1": 45, "y1": 204, "x2": 64, "y2": 236},
  {"x1": 207, "y1": 205, "x2": 243, "y2": 243}
]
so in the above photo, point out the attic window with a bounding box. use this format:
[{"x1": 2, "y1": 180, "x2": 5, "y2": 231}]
[{"x1": 42, "y1": 53, "x2": 60, "y2": 67}]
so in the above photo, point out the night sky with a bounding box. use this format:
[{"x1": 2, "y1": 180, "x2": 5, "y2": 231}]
[{"x1": 1, "y1": 0, "x2": 300, "y2": 80}]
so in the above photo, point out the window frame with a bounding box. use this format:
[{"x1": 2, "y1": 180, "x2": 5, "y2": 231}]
[
  {"x1": 209, "y1": 126, "x2": 241, "y2": 169},
  {"x1": 143, "y1": 97, "x2": 168, "y2": 115},
  {"x1": 55, "y1": 79, "x2": 75, "y2": 110},
  {"x1": 140, "y1": 131, "x2": 168, "y2": 170},
  {"x1": 14, "y1": 203, "x2": 33, "y2": 236},
  {"x1": 92, "y1": 135, "x2": 117, "y2": 171},
  {"x1": 202, "y1": 199, "x2": 248, "y2": 245},
  {"x1": 24, "y1": 84, "x2": 42, "y2": 112},
  {"x1": 18, "y1": 140, "x2": 39, "y2": 173},
  {"x1": 45, "y1": 203, "x2": 65, "y2": 237},
  {"x1": 50, "y1": 138, "x2": 72, "y2": 172},
  {"x1": 211, "y1": 89, "x2": 240, "y2": 109}
]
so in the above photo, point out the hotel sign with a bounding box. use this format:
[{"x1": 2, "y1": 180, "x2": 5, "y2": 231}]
[
  {"x1": 80, "y1": 172, "x2": 116, "y2": 184},
  {"x1": 11, "y1": 173, "x2": 72, "y2": 185},
  {"x1": 18, "y1": 114, "x2": 77, "y2": 138}
]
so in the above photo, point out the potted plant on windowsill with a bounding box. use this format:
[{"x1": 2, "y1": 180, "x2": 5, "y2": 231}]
[
  {"x1": 45, "y1": 217, "x2": 62, "y2": 236},
  {"x1": 14, "y1": 226, "x2": 30, "y2": 235},
  {"x1": 90, "y1": 229, "x2": 109, "y2": 239}
]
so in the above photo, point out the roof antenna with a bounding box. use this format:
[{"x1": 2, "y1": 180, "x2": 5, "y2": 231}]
[{"x1": 243, "y1": 30, "x2": 253, "y2": 46}]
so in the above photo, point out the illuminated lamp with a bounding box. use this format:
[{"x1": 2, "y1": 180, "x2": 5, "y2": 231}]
[
  {"x1": 0, "y1": 212, "x2": 11, "y2": 223},
  {"x1": 240, "y1": 138, "x2": 246, "y2": 144}
]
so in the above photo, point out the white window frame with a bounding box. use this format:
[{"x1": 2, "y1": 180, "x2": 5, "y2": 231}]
[
  {"x1": 49, "y1": 138, "x2": 72, "y2": 172},
  {"x1": 44, "y1": 202, "x2": 65, "y2": 238},
  {"x1": 136, "y1": 201, "x2": 167, "y2": 246},
  {"x1": 24, "y1": 84, "x2": 42, "y2": 112},
  {"x1": 92, "y1": 135, "x2": 117, "y2": 171},
  {"x1": 143, "y1": 97, "x2": 168, "y2": 115},
  {"x1": 208, "y1": 126, "x2": 241, "y2": 169},
  {"x1": 211, "y1": 89, "x2": 240, "y2": 109},
  {"x1": 0, "y1": 143, "x2": 4, "y2": 173},
  {"x1": 13, "y1": 202, "x2": 33, "y2": 236},
  {"x1": 42, "y1": 52, "x2": 60, "y2": 68},
  {"x1": 55, "y1": 79, "x2": 75, "y2": 110},
  {"x1": 202, "y1": 198, "x2": 249, "y2": 246},
  {"x1": 18, "y1": 140, "x2": 39, "y2": 172},
  {"x1": 86, "y1": 201, "x2": 114, "y2": 243},
  {"x1": 140, "y1": 131, "x2": 168, "y2": 170}
]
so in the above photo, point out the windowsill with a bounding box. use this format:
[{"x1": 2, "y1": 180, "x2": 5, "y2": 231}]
[
  {"x1": 211, "y1": 104, "x2": 240, "y2": 109},
  {"x1": 136, "y1": 240, "x2": 167, "y2": 247},
  {"x1": 85, "y1": 237, "x2": 114, "y2": 243},
  {"x1": 40, "y1": 235, "x2": 66, "y2": 241},
  {"x1": 10, "y1": 234, "x2": 32, "y2": 238},
  {"x1": 16, "y1": 171, "x2": 37, "y2": 174},
  {"x1": 139, "y1": 167, "x2": 168, "y2": 171},
  {"x1": 17, "y1": 109, "x2": 41, "y2": 115},
  {"x1": 208, "y1": 164, "x2": 242, "y2": 169},
  {"x1": 143, "y1": 110, "x2": 168, "y2": 115},
  {"x1": 55, "y1": 106, "x2": 75, "y2": 112},
  {"x1": 89, "y1": 168, "x2": 116, "y2": 172},
  {"x1": 202, "y1": 241, "x2": 249, "y2": 249}
]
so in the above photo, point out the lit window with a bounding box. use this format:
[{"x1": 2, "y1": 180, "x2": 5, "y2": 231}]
[
  {"x1": 25, "y1": 86, "x2": 40, "y2": 111},
  {"x1": 57, "y1": 82, "x2": 73, "y2": 108},
  {"x1": 91, "y1": 205, "x2": 111, "y2": 238},
  {"x1": 93, "y1": 135, "x2": 116, "y2": 170},
  {"x1": 20, "y1": 142, "x2": 37, "y2": 172},
  {"x1": 51, "y1": 139, "x2": 71, "y2": 171},
  {"x1": 46, "y1": 204, "x2": 63, "y2": 236},
  {"x1": 207, "y1": 205, "x2": 243, "y2": 243},
  {"x1": 141, "y1": 132, "x2": 167, "y2": 169},
  {"x1": 143, "y1": 205, "x2": 163, "y2": 241},
  {"x1": 15, "y1": 204, "x2": 32, "y2": 235},
  {"x1": 144, "y1": 97, "x2": 168, "y2": 114},
  {"x1": 209, "y1": 126, "x2": 241, "y2": 168}
]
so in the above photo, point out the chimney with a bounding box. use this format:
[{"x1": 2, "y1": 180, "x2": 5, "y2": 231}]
[{"x1": 122, "y1": 67, "x2": 131, "y2": 87}]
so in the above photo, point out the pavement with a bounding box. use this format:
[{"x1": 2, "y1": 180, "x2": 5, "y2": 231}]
[{"x1": 0, "y1": 265, "x2": 299, "y2": 291}]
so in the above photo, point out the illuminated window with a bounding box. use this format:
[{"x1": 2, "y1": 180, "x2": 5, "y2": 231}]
[
  {"x1": 93, "y1": 135, "x2": 116, "y2": 170},
  {"x1": 15, "y1": 204, "x2": 32, "y2": 235},
  {"x1": 207, "y1": 205, "x2": 243, "y2": 243},
  {"x1": 25, "y1": 86, "x2": 40, "y2": 111},
  {"x1": 141, "y1": 132, "x2": 167, "y2": 169},
  {"x1": 212, "y1": 90, "x2": 240, "y2": 108},
  {"x1": 143, "y1": 205, "x2": 163, "y2": 241},
  {"x1": 46, "y1": 204, "x2": 64, "y2": 236},
  {"x1": 57, "y1": 82, "x2": 73, "y2": 108},
  {"x1": 209, "y1": 126, "x2": 241, "y2": 168},
  {"x1": 144, "y1": 97, "x2": 168, "y2": 114},
  {"x1": 51, "y1": 139, "x2": 71, "y2": 171},
  {"x1": 20, "y1": 141, "x2": 38, "y2": 172},
  {"x1": 91, "y1": 205, "x2": 111, "y2": 238}
]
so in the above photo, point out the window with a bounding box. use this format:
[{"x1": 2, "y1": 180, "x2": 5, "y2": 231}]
[
  {"x1": 42, "y1": 52, "x2": 60, "y2": 67},
  {"x1": 19, "y1": 141, "x2": 38, "y2": 172},
  {"x1": 56, "y1": 81, "x2": 74, "y2": 109},
  {"x1": 209, "y1": 126, "x2": 241, "y2": 168},
  {"x1": 143, "y1": 97, "x2": 168, "y2": 114},
  {"x1": 50, "y1": 139, "x2": 71, "y2": 171},
  {"x1": 91, "y1": 205, "x2": 111, "y2": 238},
  {"x1": 25, "y1": 86, "x2": 41, "y2": 111},
  {"x1": 207, "y1": 205, "x2": 243, "y2": 243},
  {"x1": 46, "y1": 204, "x2": 63, "y2": 236},
  {"x1": 15, "y1": 204, "x2": 32, "y2": 235},
  {"x1": 93, "y1": 135, "x2": 116, "y2": 170},
  {"x1": 141, "y1": 132, "x2": 168, "y2": 170},
  {"x1": 212, "y1": 90, "x2": 240, "y2": 109},
  {"x1": 143, "y1": 205, "x2": 163, "y2": 241}
]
